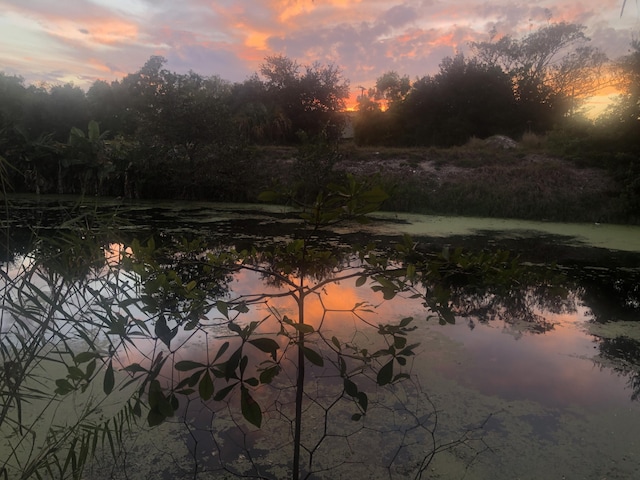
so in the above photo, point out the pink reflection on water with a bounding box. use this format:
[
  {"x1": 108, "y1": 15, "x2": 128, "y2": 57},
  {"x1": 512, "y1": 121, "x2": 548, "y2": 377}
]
[
  {"x1": 115, "y1": 265, "x2": 637, "y2": 411},
  {"x1": 439, "y1": 306, "x2": 633, "y2": 408}
]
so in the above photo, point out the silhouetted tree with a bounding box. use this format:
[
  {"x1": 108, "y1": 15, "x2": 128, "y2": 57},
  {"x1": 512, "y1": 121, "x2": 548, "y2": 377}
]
[
  {"x1": 231, "y1": 74, "x2": 291, "y2": 143},
  {"x1": 471, "y1": 22, "x2": 608, "y2": 132},
  {"x1": 372, "y1": 70, "x2": 411, "y2": 109},
  {"x1": 118, "y1": 56, "x2": 237, "y2": 198},
  {"x1": 399, "y1": 54, "x2": 517, "y2": 146},
  {"x1": 259, "y1": 55, "x2": 349, "y2": 142},
  {"x1": 599, "y1": 40, "x2": 640, "y2": 151}
]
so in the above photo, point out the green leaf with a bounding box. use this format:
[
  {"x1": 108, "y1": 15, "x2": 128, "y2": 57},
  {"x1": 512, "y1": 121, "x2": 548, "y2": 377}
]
[
  {"x1": 240, "y1": 355, "x2": 249, "y2": 375},
  {"x1": 357, "y1": 392, "x2": 368, "y2": 412},
  {"x1": 382, "y1": 287, "x2": 396, "y2": 300},
  {"x1": 55, "y1": 379, "x2": 74, "y2": 395},
  {"x1": 199, "y1": 371, "x2": 214, "y2": 401},
  {"x1": 344, "y1": 378, "x2": 358, "y2": 397},
  {"x1": 155, "y1": 316, "x2": 176, "y2": 349},
  {"x1": 399, "y1": 317, "x2": 413, "y2": 327},
  {"x1": 361, "y1": 186, "x2": 389, "y2": 204},
  {"x1": 292, "y1": 323, "x2": 315, "y2": 334},
  {"x1": 228, "y1": 321, "x2": 243, "y2": 336},
  {"x1": 147, "y1": 410, "x2": 166, "y2": 427},
  {"x1": 338, "y1": 357, "x2": 347, "y2": 375},
  {"x1": 186, "y1": 370, "x2": 204, "y2": 387},
  {"x1": 148, "y1": 380, "x2": 162, "y2": 409},
  {"x1": 123, "y1": 363, "x2": 147, "y2": 373},
  {"x1": 234, "y1": 302, "x2": 250, "y2": 314},
  {"x1": 67, "y1": 366, "x2": 84, "y2": 380},
  {"x1": 351, "y1": 413, "x2": 362, "y2": 421},
  {"x1": 217, "y1": 301, "x2": 229, "y2": 319},
  {"x1": 223, "y1": 349, "x2": 242, "y2": 380},
  {"x1": 248, "y1": 338, "x2": 280, "y2": 360},
  {"x1": 85, "y1": 359, "x2": 97, "y2": 379},
  {"x1": 394, "y1": 336, "x2": 407, "y2": 349},
  {"x1": 406, "y1": 263, "x2": 416, "y2": 280},
  {"x1": 213, "y1": 383, "x2": 236, "y2": 401},
  {"x1": 87, "y1": 119, "x2": 100, "y2": 140},
  {"x1": 245, "y1": 377, "x2": 259, "y2": 387},
  {"x1": 132, "y1": 399, "x2": 142, "y2": 417},
  {"x1": 170, "y1": 394, "x2": 179, "y2": 411},
  {"x1": 331, "y1": 336, "x2": 341, "y2": 351},
  {"x1": 400, "y1": 343, "x2": 420, "y2": 354},
  {"x1": 241, "y1": 386, "x2": 262, "y2": 428},
  {"x1": 103, "y1": 360, "x2": 115, "y2": 395},
  {"x1": 302, "y1": 346, "x2": 324, "y2": 367},
  {"x1": 175, "y1": 360, "x2": 207, "y2": 371},
  {"x1": 213, "y1": 341, "x2": 230, "y2": 362},
  {"x1": 259, "y1": 365, "x2": 281, "y2": 384},
  {"x1": 377, "y1": 360, "x2": 394, "y2": 386},
  {"x1": 355, "y1": 276, "x2": 367, "y2": 287},
  {"x1": 75, "y1": 352, "x2": 99, "y2": 364}
]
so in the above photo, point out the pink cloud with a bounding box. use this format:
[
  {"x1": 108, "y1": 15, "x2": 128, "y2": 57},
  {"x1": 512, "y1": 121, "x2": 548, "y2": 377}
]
[{"x1": 0, "y1": 0, "x2": 632, "y2": 93}]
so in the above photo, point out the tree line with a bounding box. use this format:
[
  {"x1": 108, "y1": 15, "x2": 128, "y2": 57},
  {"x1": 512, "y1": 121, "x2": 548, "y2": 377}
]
[
  {"x1": 0, "y1": 21, "x2": 638, "y2": 201},
  {"x1": 0, "y1": 53, "x2": 350, "y2": 199},
  {"x1": 355, "y1": 22, "x2": 635, "y2": 147}
]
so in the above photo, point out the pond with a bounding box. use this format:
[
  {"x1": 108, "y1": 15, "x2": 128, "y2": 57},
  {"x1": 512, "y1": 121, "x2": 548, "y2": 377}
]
[{"x1": 1, "y1": 196, "x2": 640, "y2": 479}]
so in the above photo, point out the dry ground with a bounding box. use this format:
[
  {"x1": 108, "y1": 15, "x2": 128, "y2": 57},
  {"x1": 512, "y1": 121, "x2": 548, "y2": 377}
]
[{"x1": 252, "y1": 140, "x2": 622, "y2": 222}]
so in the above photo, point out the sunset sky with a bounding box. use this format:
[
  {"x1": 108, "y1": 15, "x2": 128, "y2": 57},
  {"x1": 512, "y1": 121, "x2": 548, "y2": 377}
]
[{"x1": 1, "y1": 0, "x2": 638, "y2": 104}]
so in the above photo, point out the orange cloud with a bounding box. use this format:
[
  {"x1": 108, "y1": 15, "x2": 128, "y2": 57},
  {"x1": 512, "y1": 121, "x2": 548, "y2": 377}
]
[
  {"x1": 84, "y1": 20, "x2": 139, "y2": 45},
  {"x1": 46, "y1": 17, "x2": 139, "y2": 48},
  {"x1": 243, "y1": 27, "x2": 271, "y2": 51},
  {"x1": 273, "y1": 0, "x2": 316, "y2": 23}
]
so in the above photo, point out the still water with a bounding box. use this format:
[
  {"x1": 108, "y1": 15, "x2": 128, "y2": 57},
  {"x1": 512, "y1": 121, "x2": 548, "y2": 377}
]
[{"x1": 1, "y1": 197, "x2": 640, "y2": 479}]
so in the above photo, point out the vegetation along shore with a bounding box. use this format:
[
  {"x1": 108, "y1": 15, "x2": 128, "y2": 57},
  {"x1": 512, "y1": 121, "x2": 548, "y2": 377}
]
[{"x1": 1, "y1": 21, "x2": 638, "y2": 224}]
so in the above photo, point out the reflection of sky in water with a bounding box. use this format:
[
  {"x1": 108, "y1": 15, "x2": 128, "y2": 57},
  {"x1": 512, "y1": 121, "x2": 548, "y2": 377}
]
[
  {"x1": 181, "y1": 267, "x2": 639, "y2": 411},
  {"x1": 437, "y1": 311, "x2": 633, "y2": 409},
  {"x1": 5, "y1": 233, "x2": 640, "y2": 478},
  {"x1": 5, "y1": 241, "x2": 637, "y2": 411}
]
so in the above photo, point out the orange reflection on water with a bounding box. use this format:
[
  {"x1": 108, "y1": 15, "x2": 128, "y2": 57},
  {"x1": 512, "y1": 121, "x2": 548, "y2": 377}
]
[
  {"x1": 104, "y1": 242, "x2": 132, "y2": 267},
  {"x1": 111, "y1": 262, "x2": 636, "y2": 411}
]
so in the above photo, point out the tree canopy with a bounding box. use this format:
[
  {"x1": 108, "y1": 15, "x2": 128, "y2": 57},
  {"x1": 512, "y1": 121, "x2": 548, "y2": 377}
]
[{"x1": 470, "y1": 22, "x2": 608, "y2": 131}]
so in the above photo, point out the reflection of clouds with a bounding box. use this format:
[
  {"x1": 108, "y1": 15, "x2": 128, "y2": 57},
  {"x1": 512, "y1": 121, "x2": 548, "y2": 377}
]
[{"x1": 221, "y1": 270, "x2": 636, "y2": 411}]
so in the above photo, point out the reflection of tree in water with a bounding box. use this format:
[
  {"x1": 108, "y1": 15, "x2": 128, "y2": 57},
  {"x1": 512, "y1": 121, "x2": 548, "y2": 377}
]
[
  {"x1": 576, "y1": 265, "x2": 640, "y2": 401},
  {"x1": 63, "y1": 240, "x2": 493, "y2": 479},
  {"x1": 97, "y1": 234, "x2": 588, "y2": 477},
  {"x1": 593, "y1": 335, "x2": 640, "y2": 401},
  {"x1": 579, "y1": 267, "x2": 640, "y2": 324},
  {"x1": 401, "y1": 243, "x2": 574, "y2": 335}
]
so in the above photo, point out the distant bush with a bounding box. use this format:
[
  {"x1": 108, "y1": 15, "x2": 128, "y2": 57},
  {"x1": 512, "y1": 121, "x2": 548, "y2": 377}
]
[{"x1": 520, "y1": 132, "x2": 546, "y2": 149}]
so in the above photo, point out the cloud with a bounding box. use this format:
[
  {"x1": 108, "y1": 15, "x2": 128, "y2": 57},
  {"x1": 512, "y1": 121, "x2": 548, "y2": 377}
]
[
  {"x1": 380, "y1": 4, "x2": 418, "y2": 29},
  {"x1": 165, "y1": 44, "x2": 255, "y2": 81},
  {"x1": 0, "y1": 0, "x2": 632, "y2": 95}
]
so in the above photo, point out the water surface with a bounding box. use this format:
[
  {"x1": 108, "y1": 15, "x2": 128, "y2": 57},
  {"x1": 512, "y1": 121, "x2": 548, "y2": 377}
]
[{"x1": 2, "y1": 197, "x2": 639, "y2": 479}]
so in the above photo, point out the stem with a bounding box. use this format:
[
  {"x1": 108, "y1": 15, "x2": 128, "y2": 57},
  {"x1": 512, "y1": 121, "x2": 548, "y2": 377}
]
[{"x1": 292, "y1": 274, "x2": 306, "y2": 480}]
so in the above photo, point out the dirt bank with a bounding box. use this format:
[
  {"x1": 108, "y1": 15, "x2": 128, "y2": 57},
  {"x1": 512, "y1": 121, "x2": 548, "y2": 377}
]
[{"x1": 330, "y1": 144, "x2": 620, "y2": 222}]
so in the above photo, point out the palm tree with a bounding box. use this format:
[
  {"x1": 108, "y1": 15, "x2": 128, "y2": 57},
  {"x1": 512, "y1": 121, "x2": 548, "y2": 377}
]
[{"x1": 66, "y1": 120, "x2": 112, "y2": 195}]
